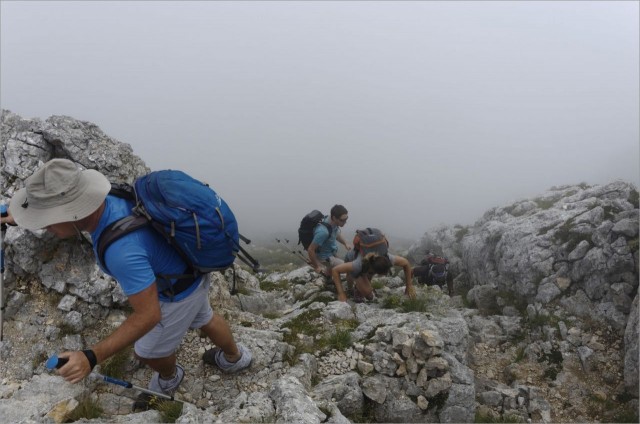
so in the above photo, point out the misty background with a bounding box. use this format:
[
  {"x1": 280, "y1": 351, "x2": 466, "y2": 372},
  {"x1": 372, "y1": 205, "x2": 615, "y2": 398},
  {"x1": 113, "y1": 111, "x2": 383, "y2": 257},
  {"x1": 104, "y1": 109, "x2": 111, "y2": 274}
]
[{"x1": 1, "y1": 1, "x2": 638, "y2": 244}]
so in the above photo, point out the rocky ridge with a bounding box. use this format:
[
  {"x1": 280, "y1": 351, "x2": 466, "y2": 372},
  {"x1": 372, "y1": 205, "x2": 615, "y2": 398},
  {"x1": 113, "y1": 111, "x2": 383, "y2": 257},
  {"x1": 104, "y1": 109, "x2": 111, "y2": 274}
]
[{"x1": 0, "y1": 110, "x2": 638, "y2": 423}]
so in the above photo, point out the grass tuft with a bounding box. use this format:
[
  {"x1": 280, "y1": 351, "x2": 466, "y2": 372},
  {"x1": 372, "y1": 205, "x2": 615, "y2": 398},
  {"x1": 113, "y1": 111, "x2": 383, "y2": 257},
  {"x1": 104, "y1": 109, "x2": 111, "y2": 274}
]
[{"x1": 65, "y1": 396, "x2": 103, "y2": 422}]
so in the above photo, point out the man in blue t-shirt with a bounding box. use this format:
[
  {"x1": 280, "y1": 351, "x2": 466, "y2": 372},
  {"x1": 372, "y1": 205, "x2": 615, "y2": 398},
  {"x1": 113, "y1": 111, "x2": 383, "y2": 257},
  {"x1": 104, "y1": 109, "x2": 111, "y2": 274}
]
[
  {"x1": 4, "y1": 159, "x2": 252, "y2": 402},
  {"x1": 306, "y1": 204, "x2": 351, "y2": 278}
]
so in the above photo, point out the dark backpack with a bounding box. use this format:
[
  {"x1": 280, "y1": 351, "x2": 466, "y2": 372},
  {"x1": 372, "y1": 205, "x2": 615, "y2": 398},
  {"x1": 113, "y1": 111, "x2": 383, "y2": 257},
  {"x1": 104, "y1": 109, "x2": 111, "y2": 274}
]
[
  {"x1": 298, "y1": 210, "x2": 332, "y2": 250},
  {"x1": 353, "y1": 228, "x2": 389, "y2": 258},
  {"x1": 417, "y1": 254, "x2": 449, "y2": 285},
  {"x1": 97, "y1": 170, "x2": 261, "y2": 297}
]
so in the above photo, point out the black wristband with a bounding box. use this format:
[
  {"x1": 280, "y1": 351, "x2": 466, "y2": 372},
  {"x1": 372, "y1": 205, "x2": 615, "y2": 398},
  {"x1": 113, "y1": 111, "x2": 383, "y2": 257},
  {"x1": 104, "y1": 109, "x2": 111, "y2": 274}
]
[{"x1": 82, "y1": 349, "x2": 98, "y2": 371}]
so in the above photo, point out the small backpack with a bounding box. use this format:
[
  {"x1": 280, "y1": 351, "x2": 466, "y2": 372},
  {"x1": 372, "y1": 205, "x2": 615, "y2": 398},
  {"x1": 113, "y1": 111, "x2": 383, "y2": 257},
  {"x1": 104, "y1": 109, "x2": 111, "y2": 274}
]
[
  {"x1": 353, "y1": 228, "x2": 389, "y2": 258},
  {"x1": 298, "y1": 210, "x2": 332, "y2": 250},
  {"x1": 96, "y1": 170, "x2": 260, "y2": 297}
]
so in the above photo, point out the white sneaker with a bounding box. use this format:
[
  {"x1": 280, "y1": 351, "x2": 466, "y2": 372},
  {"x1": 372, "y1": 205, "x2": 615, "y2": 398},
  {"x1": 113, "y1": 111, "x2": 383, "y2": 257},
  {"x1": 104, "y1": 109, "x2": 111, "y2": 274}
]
[
  {"x1": 202, "y1": 343, "x2": 252, "y2": 373},
  {"x1": 148, "y1": 364, "x2": 184, "y2": 396}
]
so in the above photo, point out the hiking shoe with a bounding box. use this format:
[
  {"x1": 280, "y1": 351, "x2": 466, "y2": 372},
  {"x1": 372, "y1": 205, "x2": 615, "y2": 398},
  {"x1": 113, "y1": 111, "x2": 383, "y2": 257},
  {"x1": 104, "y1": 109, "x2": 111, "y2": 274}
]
[
  {"x1": 202, "y1": 343, "x2": 252, "y2": 373},
  {"x1": 148, "y1": 364, "x2": 184, "y2": 396}
]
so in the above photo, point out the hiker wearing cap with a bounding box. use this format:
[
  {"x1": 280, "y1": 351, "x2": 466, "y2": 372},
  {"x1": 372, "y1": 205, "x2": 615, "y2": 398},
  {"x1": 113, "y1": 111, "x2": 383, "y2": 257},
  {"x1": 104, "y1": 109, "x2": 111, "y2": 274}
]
[
  {"x1": 3, "y1": 159, "x2": 252, "y2": 401},
  {"x1": 306, "y1": 204, "x2": 351, "y2": 278},
  {"x1": 332, "y1": 250, "x2": 416, "y2": 302}
]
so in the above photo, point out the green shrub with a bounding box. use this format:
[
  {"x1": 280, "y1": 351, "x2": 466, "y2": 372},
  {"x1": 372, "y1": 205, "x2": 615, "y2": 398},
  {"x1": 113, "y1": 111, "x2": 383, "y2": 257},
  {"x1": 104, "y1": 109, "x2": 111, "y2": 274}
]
[
  {"x1": 65, "y1": 396, "x2": 103, "y2": 422},
  {"x1": 155, "y1": 400, "x2": 184, "y2": 423},
  {"x1": 101, "y1": 346, "x2": 133, "y2": 380},
  {"x1": 327, "y1": 328, "x2": 352, "y2": 350},
  {"x1": 260, "y1": 280, "x2": 289, "y2": 291}
]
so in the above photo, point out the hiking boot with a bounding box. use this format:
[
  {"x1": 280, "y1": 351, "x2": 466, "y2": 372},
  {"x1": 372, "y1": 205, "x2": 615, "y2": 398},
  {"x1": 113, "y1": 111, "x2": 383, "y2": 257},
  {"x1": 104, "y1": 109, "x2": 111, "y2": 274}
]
[
  {"x1": 202, "y1": 343, "x2": 252, "y2": 373},
  {"x1": 148, "y1": 364, "x2": 185, "y2": 396}
]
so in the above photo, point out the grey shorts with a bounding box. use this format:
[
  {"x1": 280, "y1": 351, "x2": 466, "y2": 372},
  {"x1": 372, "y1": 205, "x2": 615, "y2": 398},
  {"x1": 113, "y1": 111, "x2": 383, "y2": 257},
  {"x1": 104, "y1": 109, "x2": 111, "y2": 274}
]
[
  {"x1": 321, "y1": 256, "x2": 344, "y2": 274},
  {"x1": 135, "y1": 275, "x2": 214, "y2": 359}
]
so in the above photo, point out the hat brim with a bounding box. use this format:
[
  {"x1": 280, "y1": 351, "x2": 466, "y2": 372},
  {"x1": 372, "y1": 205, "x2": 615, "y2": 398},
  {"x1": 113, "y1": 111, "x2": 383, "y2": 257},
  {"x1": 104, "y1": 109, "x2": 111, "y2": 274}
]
[{"x1": 9, "y1": 169, "x2": 111, "y2": 230}]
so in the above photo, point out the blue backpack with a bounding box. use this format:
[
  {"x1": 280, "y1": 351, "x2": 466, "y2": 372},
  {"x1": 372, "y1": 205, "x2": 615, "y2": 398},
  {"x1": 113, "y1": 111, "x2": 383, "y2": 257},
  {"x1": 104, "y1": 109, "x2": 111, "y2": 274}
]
[{"x1": 96, "y1": 170, "x2": 261, "y2": 296}]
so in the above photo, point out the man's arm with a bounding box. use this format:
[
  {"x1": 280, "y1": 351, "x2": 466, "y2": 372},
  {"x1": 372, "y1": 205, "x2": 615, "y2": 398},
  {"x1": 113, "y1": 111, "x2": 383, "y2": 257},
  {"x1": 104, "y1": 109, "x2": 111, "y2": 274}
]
[
  {"x1": 57, "y1": 283, "x2": 161, "y2": 383},
  {"x1": 336, "y1": 233, "x2": 351, "y2": 251},
  {"x1": 393, "y1": 256, "x2": 416, "y2": 299},
  {"x1": 307, "y1": 242, "x2": 324, "y2": 274}
]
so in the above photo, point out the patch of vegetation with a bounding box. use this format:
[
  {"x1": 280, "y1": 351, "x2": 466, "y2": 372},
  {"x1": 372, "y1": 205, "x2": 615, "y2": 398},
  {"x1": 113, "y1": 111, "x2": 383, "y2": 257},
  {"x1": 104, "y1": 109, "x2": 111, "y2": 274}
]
[
  {"x1": 261, "y1": 312, "x2": 281, "y2": 320},
  {"x1": 154, "y1": 399, "x2": 184, "y2": 423},
  {"x1": 514, "y1": 346, "x2": 526, "y2": 363},
  {"x1": 381, "y1": 294, "x2": 404, "y2": 309},
  {"x1": 100, "y1": 346, "x2": 133, "y2": 380},
  {"x1": 533, "y1": 197, "x2": 557, "y2": 210},
  {"x1": 628, "y1": 237, "x2": 639, "y2": 254},
  {"x1": 475, "y1": 411, "x2": 524, "y2": 423},
  {"x1": 401, "y1": 294, "x2": 433, "y2": 313},
  {"x1": 613, "y1": 406, "x2": 640, "y2": 423},
  {"x1": 371, "y1": 280, "x2": 385, "y2": 290},
  {"x1": 527, "y1": 312, "x2": 559, "y2": 329},
  {"x1": 327, "y1": 328, "x2": 352, "y2": 350},
  {"x1": 553, "y1": 217, "x2": 592, "y2": 251},
  {"x1": 282, "y1": 308, "x2": 325, "y2": 356},
  {"x1": 65, "y1": 396, "x2": 103, "y2": 422},
  {"x1": 234, "y1": 286, "x2": 251, "y2": 296},
  {"x1": 454, "y1": 225, "x2": 469, "y2": 242},
  {"x1": 538, "y1": 345, "x2": 563, "y2": 381},
  {"x1": 59, "y1": 323, "x2": 78, "y2": 337},
  {"x1": 496, "y1": 290, "x2": 528, "y2": 316},
  {"x1": 259, "y1": 279, "x2": 289, "y2": 292}
]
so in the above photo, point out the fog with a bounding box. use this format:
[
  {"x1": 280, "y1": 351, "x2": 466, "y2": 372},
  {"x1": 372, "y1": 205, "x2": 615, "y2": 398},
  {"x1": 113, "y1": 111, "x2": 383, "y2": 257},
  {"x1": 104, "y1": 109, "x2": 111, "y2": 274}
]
[{"x1": 1, "y1": 1, "x2": 638, "y2": 241}]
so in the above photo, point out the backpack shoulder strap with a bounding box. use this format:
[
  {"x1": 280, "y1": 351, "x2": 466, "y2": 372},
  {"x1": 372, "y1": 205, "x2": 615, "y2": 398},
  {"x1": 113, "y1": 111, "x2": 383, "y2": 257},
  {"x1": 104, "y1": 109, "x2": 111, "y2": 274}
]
[
  {"x1": 96, "y1": 214, "x2": 149, "y2": 274},
  {"x1": 109, "y1": 182, "x2": 136, "y2": 201}
]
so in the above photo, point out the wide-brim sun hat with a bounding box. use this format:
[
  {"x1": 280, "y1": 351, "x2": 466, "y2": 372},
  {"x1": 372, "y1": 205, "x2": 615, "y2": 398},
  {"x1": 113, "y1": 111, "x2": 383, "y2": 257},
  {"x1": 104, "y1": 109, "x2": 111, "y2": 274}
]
[{"x1": 9, "y1": 158, "x2": 111, "y2": 230}]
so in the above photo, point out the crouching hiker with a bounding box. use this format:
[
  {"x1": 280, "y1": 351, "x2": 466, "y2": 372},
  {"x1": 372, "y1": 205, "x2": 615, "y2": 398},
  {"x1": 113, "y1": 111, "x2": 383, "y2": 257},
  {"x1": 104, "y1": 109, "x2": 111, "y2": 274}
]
[
  {"x1": 330, "y1": 228, "x2": 416, "y2": 302},
  {"x1": 2, "y1": 159, "x2": 251, "y2": 404}
]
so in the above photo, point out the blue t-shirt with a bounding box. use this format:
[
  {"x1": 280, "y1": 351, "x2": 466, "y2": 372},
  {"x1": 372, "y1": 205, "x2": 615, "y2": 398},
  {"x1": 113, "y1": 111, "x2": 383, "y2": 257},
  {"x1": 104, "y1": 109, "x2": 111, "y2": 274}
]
[
  {"x1": 91, "y1": 195, "x2": 200, "y2": 302},
  {"x1": 311, "y1": 217, "x2": 339, "y2": 260}
]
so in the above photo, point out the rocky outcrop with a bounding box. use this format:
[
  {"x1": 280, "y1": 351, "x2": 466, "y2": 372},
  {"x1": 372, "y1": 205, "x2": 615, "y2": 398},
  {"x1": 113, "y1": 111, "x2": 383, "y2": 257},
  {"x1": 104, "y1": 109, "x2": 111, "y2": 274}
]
[
  {"x1": 409, "y1": 179, "x2": 639, "y2": 406},
  {"x1": 1, "y1": 110, "x2": 637, "y2": 423}
]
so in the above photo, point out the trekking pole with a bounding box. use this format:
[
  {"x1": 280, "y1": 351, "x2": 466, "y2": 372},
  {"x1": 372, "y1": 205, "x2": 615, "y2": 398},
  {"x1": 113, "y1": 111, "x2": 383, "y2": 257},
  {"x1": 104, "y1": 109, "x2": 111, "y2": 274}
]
[
  {"x1": 0, "y1": 203, "x2": 7, "y2": 342},
  {"x1": 46, "y1": 354, "x2": 175, "y2": 401},
  {"x1": 275, "y1": 238, "x2": 310, "y2": 265}
]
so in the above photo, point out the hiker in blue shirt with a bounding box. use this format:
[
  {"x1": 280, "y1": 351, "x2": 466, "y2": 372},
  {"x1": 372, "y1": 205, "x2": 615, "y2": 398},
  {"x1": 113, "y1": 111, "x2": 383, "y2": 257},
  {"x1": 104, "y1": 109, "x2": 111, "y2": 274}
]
[
  {"x1": 3, "y1": 159, "x2": 252, "y2": 406},
  {"x1": 307, "y1": 204, "x2": 351, "y2": 277}
]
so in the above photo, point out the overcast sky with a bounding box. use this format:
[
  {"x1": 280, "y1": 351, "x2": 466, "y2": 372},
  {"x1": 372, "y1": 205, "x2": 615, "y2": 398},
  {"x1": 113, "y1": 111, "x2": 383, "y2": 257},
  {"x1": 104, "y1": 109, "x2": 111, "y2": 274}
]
[{"x1": 1, "y1": 1, "x2": 638, "y2": 241}]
